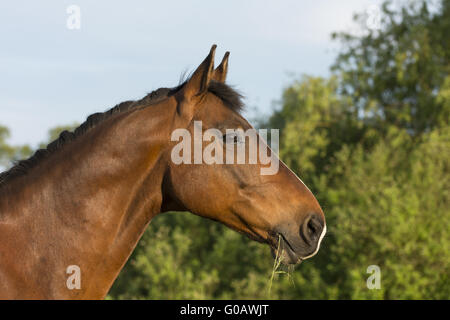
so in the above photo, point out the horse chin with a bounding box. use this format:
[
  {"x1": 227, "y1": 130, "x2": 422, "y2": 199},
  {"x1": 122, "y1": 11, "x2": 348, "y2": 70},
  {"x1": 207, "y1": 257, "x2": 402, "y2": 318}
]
[{"x1": 270, "y1": 243, "x2": 302, "y2": 265}]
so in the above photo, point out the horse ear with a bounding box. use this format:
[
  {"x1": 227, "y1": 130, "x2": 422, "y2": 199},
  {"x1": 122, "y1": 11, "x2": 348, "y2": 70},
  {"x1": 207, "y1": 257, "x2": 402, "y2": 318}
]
[
  {"x1": 180, "y1": 45, "x2": 216, "y2": 100},
  {"x1": 212, "y1": 52, "x2": 229, "y2": 83}
]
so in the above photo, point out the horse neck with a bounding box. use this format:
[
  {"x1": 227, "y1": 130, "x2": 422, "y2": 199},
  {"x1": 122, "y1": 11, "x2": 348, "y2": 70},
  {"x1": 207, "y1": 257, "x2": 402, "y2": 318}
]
[{"x1": 0, "y1": 103, "x2": 174, "y2": 299}]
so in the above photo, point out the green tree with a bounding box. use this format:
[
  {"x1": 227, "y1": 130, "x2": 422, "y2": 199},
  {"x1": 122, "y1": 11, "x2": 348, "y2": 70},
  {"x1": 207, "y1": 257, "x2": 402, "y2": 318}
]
[
  {"x1": 313, "y1": 126, "x2": 449, "y2": 299},
  {"x1": 0, "y1": 125, "x2": 32, "y2": 169},
  {"x1": 265, "y1": 76, "x2": 365, "y2": 191},
  {"x1": 331, "y1": 0, "x2": 450, "y2": 134}
]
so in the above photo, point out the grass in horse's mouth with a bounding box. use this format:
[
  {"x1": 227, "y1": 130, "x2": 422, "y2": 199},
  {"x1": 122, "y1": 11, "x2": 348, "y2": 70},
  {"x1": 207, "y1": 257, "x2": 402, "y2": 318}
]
[{"x1": 267, "y1": 235, "x2": 295, "y2": 298}]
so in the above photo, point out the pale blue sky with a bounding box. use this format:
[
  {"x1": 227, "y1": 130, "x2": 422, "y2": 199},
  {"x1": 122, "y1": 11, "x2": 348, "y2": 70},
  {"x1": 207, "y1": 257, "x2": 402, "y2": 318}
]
[{"x1": 0, "y1": 0, "x2": 382, "y2": 147}]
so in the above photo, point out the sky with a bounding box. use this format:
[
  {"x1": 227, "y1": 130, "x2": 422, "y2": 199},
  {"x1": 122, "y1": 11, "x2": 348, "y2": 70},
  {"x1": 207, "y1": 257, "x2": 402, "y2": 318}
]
[{"x1": 0, "y1": 0, "x2": 383, "y2": 147}]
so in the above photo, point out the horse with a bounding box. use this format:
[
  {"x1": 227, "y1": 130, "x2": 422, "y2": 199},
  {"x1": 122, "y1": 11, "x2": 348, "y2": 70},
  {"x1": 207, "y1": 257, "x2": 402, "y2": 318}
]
[{"x1": 0, "y1": 45, "x2": 326, "y2": 299}]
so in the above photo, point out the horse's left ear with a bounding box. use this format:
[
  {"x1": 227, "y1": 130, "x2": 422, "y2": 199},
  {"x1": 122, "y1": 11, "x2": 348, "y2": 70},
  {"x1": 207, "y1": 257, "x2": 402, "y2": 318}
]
[
  {"x1": 212, "y1": 52, "x2": 229, "y2": 83},
  {"x1": 179, "y1": 45, "x2": 216, "y2": 100},
  {"x1": 176, "y1": 45, "x2": 216, "y2": 120}
]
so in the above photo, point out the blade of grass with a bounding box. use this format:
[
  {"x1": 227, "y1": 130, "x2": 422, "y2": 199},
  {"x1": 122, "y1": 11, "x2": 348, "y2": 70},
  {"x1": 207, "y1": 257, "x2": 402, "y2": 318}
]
[
  {"x1": 267, "y1": 235, "x2": 297, "y2": 297},
  {"x1": 267, "y1": 234, "x2": 284, "y2": 298}
]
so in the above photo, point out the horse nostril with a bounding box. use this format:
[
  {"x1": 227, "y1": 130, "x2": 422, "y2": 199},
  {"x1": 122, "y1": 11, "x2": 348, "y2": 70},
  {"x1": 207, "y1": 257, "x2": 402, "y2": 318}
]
[
  {"x1": 300, "y1": 214, "x2": 324, "y2": 245},
  {"x1": 307, "y1": 219, "x2": 317, "y2": 238}
]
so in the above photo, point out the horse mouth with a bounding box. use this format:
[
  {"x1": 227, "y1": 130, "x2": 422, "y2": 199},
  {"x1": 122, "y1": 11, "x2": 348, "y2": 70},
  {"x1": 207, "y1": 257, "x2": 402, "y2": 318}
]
[
  {"x1": 268, "y1": 232, "x2": 302, "y2": 265},
  {"x1": 240, "y1": 228, "x2": 303, "y2": 265}
]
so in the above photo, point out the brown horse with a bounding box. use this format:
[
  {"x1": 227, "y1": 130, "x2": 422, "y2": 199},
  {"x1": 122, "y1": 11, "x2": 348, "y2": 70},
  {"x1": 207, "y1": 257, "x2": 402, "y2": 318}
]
[{"x1": 0, "y1": 45, "x2": 326, "y2": 299}]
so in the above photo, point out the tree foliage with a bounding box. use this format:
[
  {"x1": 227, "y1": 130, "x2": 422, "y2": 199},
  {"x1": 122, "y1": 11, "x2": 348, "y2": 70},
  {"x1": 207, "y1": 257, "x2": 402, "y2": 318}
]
[
  {"x1": 0, "y1": 125, "x2": 32, "y2": 169},
  {"x1": 331, "y1": 0, "x2": 449, "y2": 134}
]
